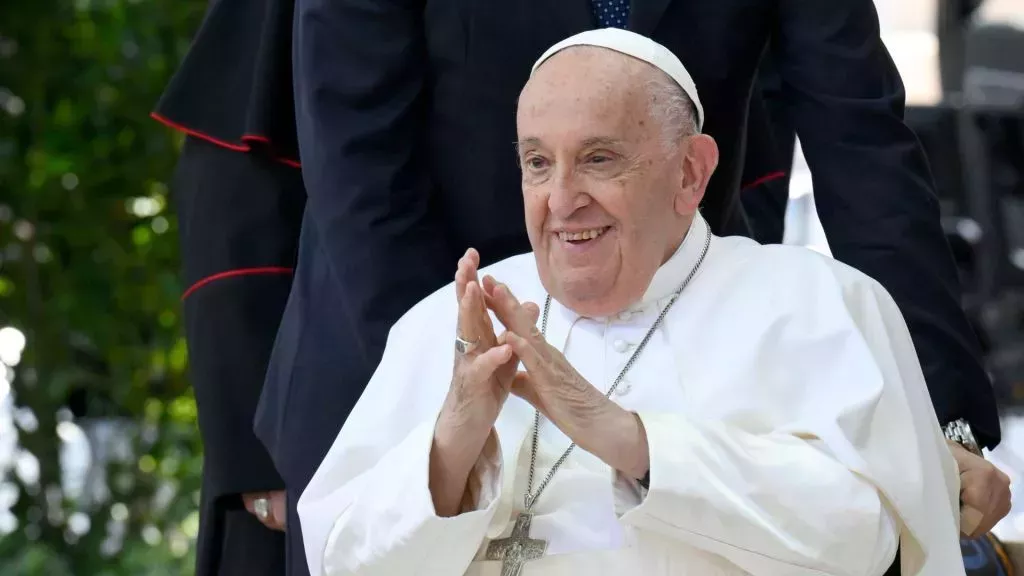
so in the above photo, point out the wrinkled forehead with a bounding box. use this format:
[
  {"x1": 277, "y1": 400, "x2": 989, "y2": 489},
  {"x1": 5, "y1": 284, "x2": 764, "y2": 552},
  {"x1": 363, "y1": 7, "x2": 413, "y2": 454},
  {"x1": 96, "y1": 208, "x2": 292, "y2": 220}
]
[
  {"x1": 521, "y1": 46, "x2": 648, "y2": 100},
  {"x1": 517, "y1": 48, "x2": 657, "y2": 139}
]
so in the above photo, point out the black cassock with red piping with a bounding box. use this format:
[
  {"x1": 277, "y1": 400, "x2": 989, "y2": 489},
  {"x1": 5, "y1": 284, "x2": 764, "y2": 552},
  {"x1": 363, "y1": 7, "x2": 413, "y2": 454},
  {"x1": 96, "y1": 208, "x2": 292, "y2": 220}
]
[{"x1": 153, "y1": 0, "x2": 304, "y2": 574}]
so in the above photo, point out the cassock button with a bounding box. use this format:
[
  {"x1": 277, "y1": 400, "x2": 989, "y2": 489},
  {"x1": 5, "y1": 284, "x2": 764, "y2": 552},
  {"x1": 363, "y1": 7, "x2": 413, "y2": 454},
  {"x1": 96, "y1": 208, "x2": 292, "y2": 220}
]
[
  {"x1": 612, "y1": 339, "x2": 630, "y2": 353},
  {"x1": 617, "y1": 310, "x2": 634, "y2": 322},
  {"x1": 614, "y1": 381, "x2": 632, "y2": 396}
]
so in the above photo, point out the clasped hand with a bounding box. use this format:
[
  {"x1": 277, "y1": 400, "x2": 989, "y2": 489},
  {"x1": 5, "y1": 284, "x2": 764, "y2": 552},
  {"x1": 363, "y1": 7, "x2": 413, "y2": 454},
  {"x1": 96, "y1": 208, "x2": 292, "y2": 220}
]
[
  {"x1": 439, "y1": 249, "x2": 611, "y2": 441},
  {"x1": 430, "y1": 250, "x2": 646, "y2": 516}
]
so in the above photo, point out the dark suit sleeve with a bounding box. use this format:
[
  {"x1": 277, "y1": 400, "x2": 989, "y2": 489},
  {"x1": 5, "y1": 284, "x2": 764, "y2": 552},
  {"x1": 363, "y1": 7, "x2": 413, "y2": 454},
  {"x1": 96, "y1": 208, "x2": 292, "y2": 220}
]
[
  {"x1": 292, "y1": 0, "x2": 454, "y2": 364},
  {"x1": 772, "y1": 0, "x2": 1001, "y2": 447},
  {"x1": 740, "y1": 85, "x2": 790, "y2": 245},
  {"x1": 173, "y1": 136, "x2": 304, "y2": 497}
]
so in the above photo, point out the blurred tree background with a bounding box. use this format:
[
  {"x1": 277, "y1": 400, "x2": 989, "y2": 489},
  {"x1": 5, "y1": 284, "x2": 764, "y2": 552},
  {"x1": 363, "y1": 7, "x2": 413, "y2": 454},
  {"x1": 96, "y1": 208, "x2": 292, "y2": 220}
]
[{"x1": 0, "y1": 0, "x2": 209, "y2": 573}]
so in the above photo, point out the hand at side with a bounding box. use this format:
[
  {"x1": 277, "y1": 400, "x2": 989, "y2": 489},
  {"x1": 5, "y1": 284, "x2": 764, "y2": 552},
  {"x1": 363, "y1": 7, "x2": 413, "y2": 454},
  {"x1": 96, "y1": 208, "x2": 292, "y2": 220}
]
[
  {"x1": 947, "y1": 440, "x2": 1011, "y2": 537},
  {"x1": 242, "y1": 491, "x2": 287, "y2": 531}
]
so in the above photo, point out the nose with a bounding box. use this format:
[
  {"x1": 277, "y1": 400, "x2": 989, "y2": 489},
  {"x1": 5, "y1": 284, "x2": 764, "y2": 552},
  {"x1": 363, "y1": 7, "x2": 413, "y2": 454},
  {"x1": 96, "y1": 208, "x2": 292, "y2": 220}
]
[{"x1": 547, "y1": 166, "x2": 590, "y2": 220}]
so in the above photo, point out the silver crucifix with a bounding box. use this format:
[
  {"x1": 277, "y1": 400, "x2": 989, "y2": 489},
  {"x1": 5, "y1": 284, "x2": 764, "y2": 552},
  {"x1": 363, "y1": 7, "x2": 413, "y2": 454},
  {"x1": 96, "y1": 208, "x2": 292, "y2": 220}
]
[{"x1": 485, "y1": 513, "x2": 547, "y2": 576}]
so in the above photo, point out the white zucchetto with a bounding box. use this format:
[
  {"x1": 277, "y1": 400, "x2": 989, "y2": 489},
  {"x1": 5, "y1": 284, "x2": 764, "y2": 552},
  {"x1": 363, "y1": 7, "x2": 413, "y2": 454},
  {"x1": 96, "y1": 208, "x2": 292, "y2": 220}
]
[{"x1": 531, "y1": 28, "x2": 705, "y2": 131}]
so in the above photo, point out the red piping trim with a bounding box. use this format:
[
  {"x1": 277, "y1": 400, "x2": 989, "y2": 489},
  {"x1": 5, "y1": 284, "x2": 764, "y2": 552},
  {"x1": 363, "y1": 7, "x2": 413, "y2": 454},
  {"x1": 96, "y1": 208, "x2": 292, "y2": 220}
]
[
  {"x1": 741, "y1": 171, "x2": 786, "y2": 191},
  {"x1": 182, "y1": 267, "x2": 294, "y2": 301},
  {"x1": 150, "y1": 112, "x2": 301, "y2": 168},
  {"x1": 155, "y1": 109, "x2": 780, "y2": 191}
]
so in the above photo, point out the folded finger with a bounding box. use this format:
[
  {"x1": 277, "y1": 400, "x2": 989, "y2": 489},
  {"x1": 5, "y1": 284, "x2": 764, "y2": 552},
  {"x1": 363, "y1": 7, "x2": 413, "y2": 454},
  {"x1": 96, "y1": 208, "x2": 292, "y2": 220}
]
[
  {"x1": 466, "y1": 248, "x2": 481, "y2": 283},
  {"x1": 455, "y1": 249, "x2": 478, "y2": 301},
  {"x1": 961, "y1": 470, "x2": 989, "y2": 509},
  {"x1": 523, "y1": 302, "x2": 541, "y2": 329},
  {"x1": 482, "y1": 278, "x2": 535, "y2": 337},
  {"x1": 505, "y1": 332, "x2": 543, "y2": 374},
  {"x1": 271, "y1": 497, "x2": 287, "y2": 530},
  {"x1": 509, "y1": 371, "x2": 538, "y2": 404},
  {"x1": 455, "y1": 268, "x2": 467, "y2": 302},
  {"x1": 468, "y1": 282, "x2": 499, "y2": 346},
  {"x1": 501, "y1": 288, "x2": 540, "y2": 336},
  {"x1": 481, "y1": 275, "x2": 499, "y2": 299},
  {"x1": 458, "y1": 281, "x2": 481, "y2": 345},
  {"x1": 470, "y1": 344, "x2": 513, "y2": 384},
  {"x1": 242, "y1": 493, "x2": 265, "y2": 515},
  {"x1": 470, "y1": 281, "x2": 497, "y2": 341},
  {"x1": 261, "y1": 515, "x2": 285, "y2": 532},
  {"x1": 960, "y1": 504, "x2": 985, "y2": 537},
  {"x1": 263, "y1": 517, "x2": 286, "y2": 532},
  {"x1": 458, "y1": 282, "x2": 498, "y2": 355}
]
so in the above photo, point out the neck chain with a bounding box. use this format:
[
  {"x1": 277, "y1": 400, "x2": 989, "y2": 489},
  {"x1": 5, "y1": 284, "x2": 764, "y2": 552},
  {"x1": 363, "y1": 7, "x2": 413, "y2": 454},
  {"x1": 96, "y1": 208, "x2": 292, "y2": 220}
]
[{"x1": 523, "y1": 225, "x2": 712, "y2": 512}]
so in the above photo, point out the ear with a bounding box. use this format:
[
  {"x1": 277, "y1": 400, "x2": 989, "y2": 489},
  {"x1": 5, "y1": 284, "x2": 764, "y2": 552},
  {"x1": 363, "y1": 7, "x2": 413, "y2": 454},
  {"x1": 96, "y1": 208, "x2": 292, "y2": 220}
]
[{"x1": 674, "y1": 134, "x2": 719, "y2": 216}]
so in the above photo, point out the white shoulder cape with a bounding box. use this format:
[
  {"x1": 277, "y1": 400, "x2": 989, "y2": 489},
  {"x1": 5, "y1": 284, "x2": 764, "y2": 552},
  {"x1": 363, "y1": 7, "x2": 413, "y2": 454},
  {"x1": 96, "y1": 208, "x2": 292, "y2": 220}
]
[{"x1": 298, "y1": 235, "x2": 964, "y2": 576}]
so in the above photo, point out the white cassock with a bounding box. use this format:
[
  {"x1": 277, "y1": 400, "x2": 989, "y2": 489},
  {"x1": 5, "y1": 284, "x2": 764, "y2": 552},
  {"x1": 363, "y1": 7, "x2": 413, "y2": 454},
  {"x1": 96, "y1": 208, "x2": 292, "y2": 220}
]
[{"x1": 298, "y1": 214, "x2": 965, "y2": 576}]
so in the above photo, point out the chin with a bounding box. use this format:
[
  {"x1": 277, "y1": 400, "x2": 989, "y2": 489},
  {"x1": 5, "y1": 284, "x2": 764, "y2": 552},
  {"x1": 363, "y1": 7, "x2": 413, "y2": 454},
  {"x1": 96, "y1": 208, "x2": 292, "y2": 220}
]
[
  {"x1": 550, "y1": 275, "x2": 627, "y2": 318},
  {"x1": 537, "y1": 249, "x2": 636, "y2": 316}
]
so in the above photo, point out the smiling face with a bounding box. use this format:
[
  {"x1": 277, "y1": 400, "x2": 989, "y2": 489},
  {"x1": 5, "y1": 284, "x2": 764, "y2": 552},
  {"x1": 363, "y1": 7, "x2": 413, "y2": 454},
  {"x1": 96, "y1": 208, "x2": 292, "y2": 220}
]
[{"x1": 516, "y1": 46, "x2": 717, "y2": 317}]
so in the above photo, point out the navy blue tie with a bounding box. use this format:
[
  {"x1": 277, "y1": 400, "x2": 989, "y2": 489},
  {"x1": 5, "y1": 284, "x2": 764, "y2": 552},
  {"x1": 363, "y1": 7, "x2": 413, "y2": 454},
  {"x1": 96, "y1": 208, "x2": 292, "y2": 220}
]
[{"x1": 592, "y1": 0, "x2": 630, "y2": 29}]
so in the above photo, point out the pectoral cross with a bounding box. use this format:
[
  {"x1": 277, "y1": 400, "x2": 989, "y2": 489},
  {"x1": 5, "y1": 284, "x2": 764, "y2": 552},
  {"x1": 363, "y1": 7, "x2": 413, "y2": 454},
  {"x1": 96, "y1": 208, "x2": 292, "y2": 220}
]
[{"x1": 485, "y1": 513, "x2": 547, "y2": 576}]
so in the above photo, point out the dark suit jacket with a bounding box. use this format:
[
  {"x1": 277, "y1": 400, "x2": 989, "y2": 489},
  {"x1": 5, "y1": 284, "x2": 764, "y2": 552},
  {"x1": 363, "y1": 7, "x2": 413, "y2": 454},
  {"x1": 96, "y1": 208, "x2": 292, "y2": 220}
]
[
  {"x1": 257, "y1": 0, "x2": 1001, "y2": 572},
  {"x1": 740, "y1": 84, "x2": 791, "y2": 245}
]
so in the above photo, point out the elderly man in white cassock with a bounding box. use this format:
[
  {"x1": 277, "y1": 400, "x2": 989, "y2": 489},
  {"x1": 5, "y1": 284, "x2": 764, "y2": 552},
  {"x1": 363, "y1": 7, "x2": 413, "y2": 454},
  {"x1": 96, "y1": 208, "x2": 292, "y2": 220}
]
[{"x1": 297, "y1": 29, "x2": 967, "y2": 576}]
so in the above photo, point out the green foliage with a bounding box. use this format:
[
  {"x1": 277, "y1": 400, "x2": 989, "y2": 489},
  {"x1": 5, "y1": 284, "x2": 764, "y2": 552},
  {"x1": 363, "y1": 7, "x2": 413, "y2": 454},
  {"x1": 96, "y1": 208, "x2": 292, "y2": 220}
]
[{"x1": 1, "y1": 0, "x2": 207, "y2": 573}]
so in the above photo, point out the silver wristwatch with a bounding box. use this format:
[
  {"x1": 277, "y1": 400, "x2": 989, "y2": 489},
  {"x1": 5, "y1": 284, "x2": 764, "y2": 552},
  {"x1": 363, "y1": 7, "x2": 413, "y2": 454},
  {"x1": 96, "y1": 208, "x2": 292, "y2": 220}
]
[{"x1": 944, "y1": 418, "x2": 983, "y2": 456}]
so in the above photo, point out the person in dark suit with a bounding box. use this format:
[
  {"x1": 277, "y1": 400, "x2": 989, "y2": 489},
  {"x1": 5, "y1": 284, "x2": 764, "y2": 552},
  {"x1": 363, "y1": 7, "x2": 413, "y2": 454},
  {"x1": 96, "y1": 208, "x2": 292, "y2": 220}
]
[
  {"x1": 742, "y1": 0, "x2": 989, "y2": 246},
  {"x1": 259, "y1": 1, "x2": 1009, "y2": 574},
  {"x1": 738, "y1": 84, "x2": 791, "y2": 245},
  {"x1": 152, "y1": 0, "x2": 304, "y2": 573}
]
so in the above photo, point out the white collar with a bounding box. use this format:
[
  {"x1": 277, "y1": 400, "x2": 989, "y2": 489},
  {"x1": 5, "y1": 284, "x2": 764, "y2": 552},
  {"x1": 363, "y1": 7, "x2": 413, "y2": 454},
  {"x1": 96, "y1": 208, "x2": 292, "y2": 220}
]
[
  {"x1": 637, "y1": 211, "x2": 711, "y2": 309},
  {"x1": 542, "y1": 212, "x2": 713, "y2": 349}
]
